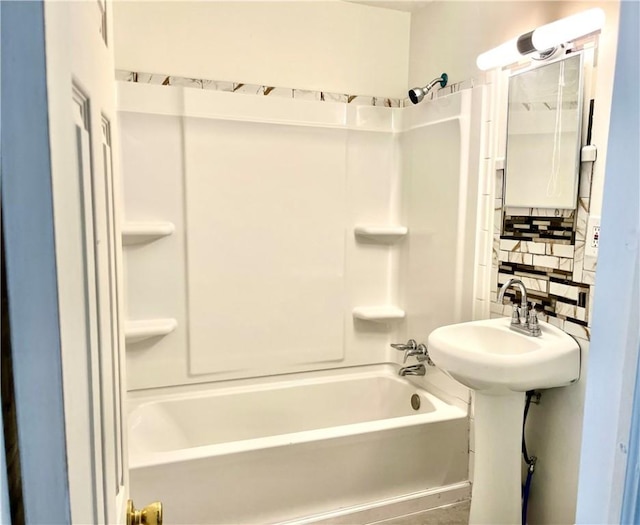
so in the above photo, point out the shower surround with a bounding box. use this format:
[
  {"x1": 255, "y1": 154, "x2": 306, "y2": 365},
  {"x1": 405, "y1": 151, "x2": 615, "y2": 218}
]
[{"x1": 118, "y1": 78, "x2": 483, "y2": 522}]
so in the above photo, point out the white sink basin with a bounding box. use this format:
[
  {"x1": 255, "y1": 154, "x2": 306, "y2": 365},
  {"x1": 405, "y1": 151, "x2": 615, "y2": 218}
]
[
  {"x1": 427, "y1": 317, "x2": 581, "y2": 524},
  {"x1": 427, "y1": 317, "x2": 580, "y2": 393}
]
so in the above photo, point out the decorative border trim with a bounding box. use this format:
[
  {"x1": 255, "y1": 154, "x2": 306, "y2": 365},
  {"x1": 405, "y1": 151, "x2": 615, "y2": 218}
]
[{"x1": 115, "y1": 70, "x2": 474, "y2": 109}]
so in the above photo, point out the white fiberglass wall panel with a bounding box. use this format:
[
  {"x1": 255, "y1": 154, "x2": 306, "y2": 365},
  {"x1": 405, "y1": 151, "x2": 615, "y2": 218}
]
[
  {"x1": 403, "y1": 119, "x2": 463, "y2": 333},
  {"x1": 183, "y1": 118, "x2": 346, "y2": 375},
  {"x1": 120, "y1": 84, "x2": 402, "y2": 390},
  {"x1": 396, "y1": 90, "x2": 476, "y2": 404}
]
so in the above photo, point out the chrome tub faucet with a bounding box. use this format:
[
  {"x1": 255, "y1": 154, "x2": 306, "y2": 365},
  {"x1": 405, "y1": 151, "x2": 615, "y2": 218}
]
[
  {"x1": 498, "y1": 277, "x2": 541, "y2": 337},
  {"x1": 399, "y1": 364, "x2": 426, "y2": 376},
  {"x1": 391, "y1": 339, "x2": 435, "y2": 375}
]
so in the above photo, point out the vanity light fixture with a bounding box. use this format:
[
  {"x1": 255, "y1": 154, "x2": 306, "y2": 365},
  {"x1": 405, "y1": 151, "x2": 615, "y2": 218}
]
[{"x1": 476, "y1": 8, "x2": 605, "y2": 71}]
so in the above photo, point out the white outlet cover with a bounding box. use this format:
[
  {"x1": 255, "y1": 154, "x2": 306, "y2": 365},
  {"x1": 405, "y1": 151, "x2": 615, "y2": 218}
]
[{"x1": 585, "y1": 215, "x2": 601, "y2": 258}]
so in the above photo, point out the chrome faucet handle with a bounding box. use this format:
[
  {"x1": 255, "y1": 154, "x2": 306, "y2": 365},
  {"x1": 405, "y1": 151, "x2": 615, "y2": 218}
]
[
  {"x1": 415, "y1": 344, "x2": 435, "y2": 366},
  {"x1": 391, "y1": 339, "x2": 417, "y2": 352},
  {"x1": 403, "y1": 346, "x2": 421, "y2": 363},
  {"x1": 510, "y1": 304, "x2": 521, "y2": 325},
  {"x1": 528, "y1": 306, "x2": 542, "y2": 336}
]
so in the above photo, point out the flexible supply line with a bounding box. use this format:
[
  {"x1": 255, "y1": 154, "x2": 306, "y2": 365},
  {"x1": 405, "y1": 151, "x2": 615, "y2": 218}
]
[{"x1": 522, "y1": 390, "x2": 539, "y2": 525}]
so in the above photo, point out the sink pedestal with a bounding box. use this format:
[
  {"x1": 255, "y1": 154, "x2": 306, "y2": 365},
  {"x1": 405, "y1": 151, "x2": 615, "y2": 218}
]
[{"x1": 470, "y1": 391, "x2": 525, "y2": 525}]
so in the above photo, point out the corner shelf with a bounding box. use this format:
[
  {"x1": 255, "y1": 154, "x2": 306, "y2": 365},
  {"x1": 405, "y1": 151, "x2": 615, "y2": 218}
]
[
  {"x1": 354, "y1": 225, "x2": 408, "y2": 243},
  {"x1": 125, "y1": 318, "x2": 177, "y2": 344},
  {"x1": 352, "y1": 306, "x2": 405, "y2": 322},
  {"x1": 122, "y1": 221, "x2": 175, "y2": 246}
]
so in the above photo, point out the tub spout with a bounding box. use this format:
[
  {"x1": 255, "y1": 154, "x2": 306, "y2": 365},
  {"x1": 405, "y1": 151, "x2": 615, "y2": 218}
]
[{"x1": 399, "y1": 364, "x2": 426, "y2": 376}]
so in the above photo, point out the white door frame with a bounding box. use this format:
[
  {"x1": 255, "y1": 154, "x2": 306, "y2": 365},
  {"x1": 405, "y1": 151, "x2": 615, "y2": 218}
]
[
  {"x1": 2, "y1": 0, "x2": 127, "y2": 523},
  {"x1": 1, "y1": 1, "x2": 71, "y2": 522}
]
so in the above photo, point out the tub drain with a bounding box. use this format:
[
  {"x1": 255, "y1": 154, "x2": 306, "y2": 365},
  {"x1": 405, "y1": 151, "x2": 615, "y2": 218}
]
[{"x1": 411, "y1": 394, "x2": 421, "y2": 411}]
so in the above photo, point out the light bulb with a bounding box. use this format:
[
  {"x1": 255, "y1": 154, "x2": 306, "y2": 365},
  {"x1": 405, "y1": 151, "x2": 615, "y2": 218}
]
[
  {"x1": 532, "y1": 8, "x2": 605, "y2": 51},
  {"x1": 476, "y1": 38, "x2": 521, "y2": 71}
]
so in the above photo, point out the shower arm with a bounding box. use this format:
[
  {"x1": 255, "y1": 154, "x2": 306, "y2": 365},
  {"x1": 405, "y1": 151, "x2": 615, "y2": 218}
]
[{"x1": 425, "y1": 76, "x2": 446, "y2": 92}]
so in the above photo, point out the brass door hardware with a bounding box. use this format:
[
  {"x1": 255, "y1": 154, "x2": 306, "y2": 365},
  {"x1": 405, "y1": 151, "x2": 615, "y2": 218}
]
[{"x1": 127, "y1": 499, "x2": 163, "y2": 525}]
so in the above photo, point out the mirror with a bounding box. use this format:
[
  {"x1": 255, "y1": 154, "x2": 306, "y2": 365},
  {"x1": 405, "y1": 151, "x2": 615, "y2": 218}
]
[{"x1": 504, "y1": 53, "x2": 583, "y2": 209}]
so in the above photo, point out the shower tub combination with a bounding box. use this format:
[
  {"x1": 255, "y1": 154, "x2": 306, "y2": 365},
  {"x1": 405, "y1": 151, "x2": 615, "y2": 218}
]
[{"x1": 129, "y1": 365, "x2": 469, "y2": 524}]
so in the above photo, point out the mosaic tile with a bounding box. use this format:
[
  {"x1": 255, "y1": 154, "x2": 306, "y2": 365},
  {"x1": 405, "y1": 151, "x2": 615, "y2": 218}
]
[
  {"x1": 588, "y1": 286, "x2": 596, "y2": 325},
  {"x1": 519, "y1": 275, "x2": 548, "y2": 293},
  {"x1": 537, "y1": 312, "x2": 550, "y2": 323},
  {"x1": 490, "y1": 301, "x2": 505, "y2": 315},
  {"x1": 135, "y1": 73, "x2": 168, "y2": 84},
  {"x1": 372, "y1": 97, "x2": 398, "y2": 108},
  {"x1": 582, "y1": 270, "x2": 596, "y2": 285},
  {"x1": 266, "y1": 86, "x2": 294, "y2": 98},
  {"x1": 555, "y1": 301, "x2": 578, "y2": 319},
  {"x1": 117, "y1": 70, "x2": 399, "y2": 108},
  {"x1": 500, "y1": 239, "x2": 519, "y2": 251},
  {"x1": 549, "y1": 282, "x2": 580, "y2": 301},
  {"x1": 521, "y1": 241, "x2": 546, "y2": 254},
  {"x1": 547, "y1": 316, "x2": 565, "y2": 329},
  {"x1": 575, "y1": 200, "x2": 589, "y2": 242},
  {"x1": 533, "y1": 255, "x2": 560, "y2": 270},
  {"x1": 583, "y1": 254, "x2": 597, "y2": 272},
  {"x1": 233, "y1": 83, "x2": 264, "y2": 95},
  {"x1": 199, "y1": 80, "x2": 234, "y2": 92},
  {"x1": 503, "y1": 214, "x2": 575, "y2": 241},
  {"x1": 572, "y1": 240, "x2": 585, "y2": 283},
  {"x1": 576, "y1": 307, "x2": 587, "y2": 322},
  {"x1": 564, "y1": 320, "x2": 590, "y2": 341},
  {"x1": 348, "y1": 95, "x2": 376, "y2": 106},
  {"x1": 492, "y1": 237, "x2": 500, "y2": 268},
  {"x1": 531, "y1": 208, "x2": 574, "y2": 218},
  {"x1": 170, "y1": 77, "x2": 203, "y2": 88},
  {"x1": 322, "y1": 92, "x2": 348, "y2": 104},
  {"x1": 547, "y1": 243, "x2": 575, "y2": 258},
  {"x1": 115, "y1": 70, "x2": 134, "y2": 81},
  {"x1": 508, "y1": 252, "x2": 525, "y2": 264},
  {"x1": 559, "y1": 258, "x2": 574, "y2": 272}
]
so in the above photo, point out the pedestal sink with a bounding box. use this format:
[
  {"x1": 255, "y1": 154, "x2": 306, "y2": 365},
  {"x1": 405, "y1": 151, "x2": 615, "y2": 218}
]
[{"x1": 427, "y1": 318, "x2": 580, "y2": 525}]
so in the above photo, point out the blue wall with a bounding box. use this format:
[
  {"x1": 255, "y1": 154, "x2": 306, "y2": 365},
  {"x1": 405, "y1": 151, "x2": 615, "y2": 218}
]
[
  {"x1": 575, "y1": 1, "x2": 640, "y2": 522},
  {"x1": 1, "y1": 1, "x2": 71, "y2": 522}
]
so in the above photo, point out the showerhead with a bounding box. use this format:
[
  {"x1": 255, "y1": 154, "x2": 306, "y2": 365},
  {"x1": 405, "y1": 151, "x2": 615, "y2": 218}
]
[{"x1": 408, "y1": 73, "x2": 448, "y2": 104}]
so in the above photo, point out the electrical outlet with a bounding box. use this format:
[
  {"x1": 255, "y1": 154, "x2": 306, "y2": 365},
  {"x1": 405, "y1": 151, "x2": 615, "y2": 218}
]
[
  {"x1": 591, "y1": 225, "x2": 600, "y2": 248},
  {"x1": 585, "y1": 216, "x2": 601, "y2": 257}
]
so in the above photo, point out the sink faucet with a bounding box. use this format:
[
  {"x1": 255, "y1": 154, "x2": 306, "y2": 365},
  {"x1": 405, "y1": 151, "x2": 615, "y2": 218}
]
[
  {"x1": 498, "y1": 277, "x2": 541, "y2": 337},
  {"x1": 399, "y1": 364, "x2": 426, "y2": 376}
]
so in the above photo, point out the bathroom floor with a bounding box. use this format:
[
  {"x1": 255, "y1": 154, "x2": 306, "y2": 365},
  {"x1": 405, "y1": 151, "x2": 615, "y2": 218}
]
[{"x1": 367, "y1": 501, "x2": 470, "y2": 525}]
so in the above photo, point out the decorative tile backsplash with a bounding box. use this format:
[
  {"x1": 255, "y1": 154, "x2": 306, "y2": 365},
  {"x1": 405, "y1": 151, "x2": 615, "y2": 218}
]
[
  {"x1": 502, "y1": 214, "x2": 575, "y2": 242},
  {"x1": 115, "y1": 69, "x2": 473, "y2": 108},
  {"x1": 491, "y1": 162, "x2": 597, "y2": 341}
]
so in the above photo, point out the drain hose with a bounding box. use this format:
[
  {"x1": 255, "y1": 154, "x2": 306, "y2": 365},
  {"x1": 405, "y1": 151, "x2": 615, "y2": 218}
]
[{"x1": 522, "y1": 390, "x2": 537, "y2": 525}]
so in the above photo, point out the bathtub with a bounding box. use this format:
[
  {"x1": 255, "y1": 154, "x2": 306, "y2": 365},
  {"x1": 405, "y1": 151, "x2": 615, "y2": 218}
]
[{"x1": 128, "y1": 365, "x2": 469, "y2": 524}]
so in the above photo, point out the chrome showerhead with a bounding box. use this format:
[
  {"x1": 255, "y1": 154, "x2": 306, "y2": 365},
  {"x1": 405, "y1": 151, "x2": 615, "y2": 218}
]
[{"x1": 408, "y1": 73, "x2": 448, "y2": 104}]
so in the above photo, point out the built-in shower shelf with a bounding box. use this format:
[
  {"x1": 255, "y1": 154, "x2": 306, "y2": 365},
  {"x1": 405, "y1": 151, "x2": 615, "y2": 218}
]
[
  {"x1": 122, "y1": 221, "x2": 175, "y2": 246},
  {"x1": 125, "y1": 318, "x2": 177, "y2": 344},
  {"x1": 352, "y1": 306, "x2": 406, "y2": 322},
  {"x1": 354, "y1": 225, "x2": 408, "y2": 242}
]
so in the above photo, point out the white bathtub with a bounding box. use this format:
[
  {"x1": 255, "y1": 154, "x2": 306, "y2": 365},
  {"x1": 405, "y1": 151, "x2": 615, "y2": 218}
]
[{"x1": 128, "y1": 365, "x2": 469, "y2": 524}]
